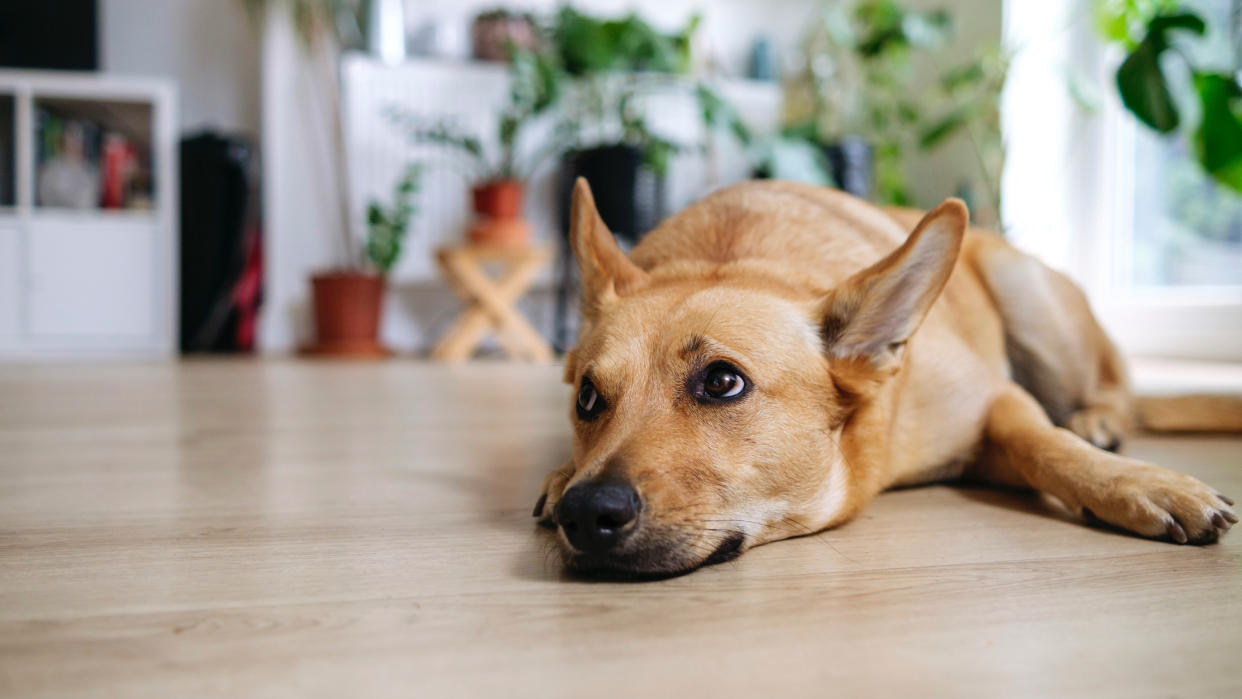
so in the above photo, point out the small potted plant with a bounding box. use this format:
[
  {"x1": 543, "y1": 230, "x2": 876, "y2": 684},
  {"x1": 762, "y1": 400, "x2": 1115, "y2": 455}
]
[
  {"x1": 388, "y1": 47, "x2": 561, "y2": 246},
  {"x1": 307, "y1": 164, "x2": 422, "y2": 356},
  {"x1": 241, "y1": 0, "x2": 400, "y2": 355}
]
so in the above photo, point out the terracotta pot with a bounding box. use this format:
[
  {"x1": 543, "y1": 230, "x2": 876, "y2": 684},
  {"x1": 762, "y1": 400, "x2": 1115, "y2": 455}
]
[
  {"x1": 304, "y1": 272, "x2": 388, "y2": 357},
  {"x1": 469, "y1": 179, "x2": 531, "y2": 246},
  {"x1": 472, "y1": 179, "x2": 525, "y2": 219}
]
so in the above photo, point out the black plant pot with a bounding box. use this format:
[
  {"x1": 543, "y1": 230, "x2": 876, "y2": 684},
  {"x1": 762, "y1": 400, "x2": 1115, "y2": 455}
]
[
  {"x1": 557, "y1": 144, "x2": 665, "y2": 246},
  {"x1": 822, "y1": 136, "x2": 873, "y2": 200},
  {"x1": 554, "y1": 144, "x2": 667, "y2": 352}
]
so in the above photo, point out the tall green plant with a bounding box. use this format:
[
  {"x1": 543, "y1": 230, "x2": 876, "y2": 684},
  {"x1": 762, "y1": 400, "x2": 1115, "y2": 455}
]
[{"x1": 1096, "y1": 0, "x2": 1242, "y2": 192}]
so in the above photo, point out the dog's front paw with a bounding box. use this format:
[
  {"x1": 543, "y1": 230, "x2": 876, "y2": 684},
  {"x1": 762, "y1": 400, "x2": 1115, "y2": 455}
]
[
  {"x1": 532, "y1": 462, "x2": 573, "y2": 528},
  {"x1": 1080, "y1": 461, "x2": 1236, "y2": 544}
]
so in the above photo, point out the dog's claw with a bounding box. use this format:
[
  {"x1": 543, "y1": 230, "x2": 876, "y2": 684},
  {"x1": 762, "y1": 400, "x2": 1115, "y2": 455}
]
[
  {"x1": 1211, "y1": 511, "x2": 1227, "y2": 529},
  {"x1": 532, "y1": 493, "x2": 547, "y2": 518},
  {"x1": 1219, "y1": 494, "x2": 1235, "y2": 507},
  {"x1": 1167, "y1": 519, "x2": 1189, "y2": 544},
  {"x1": 1223, "y1": 509, "x2": 1239, "y2": 524}
]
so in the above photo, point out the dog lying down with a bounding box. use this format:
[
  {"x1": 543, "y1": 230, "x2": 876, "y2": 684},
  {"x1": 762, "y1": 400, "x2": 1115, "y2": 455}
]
[{"x1": 533, "y1": 178, "x2": 1238, "y2": 579}]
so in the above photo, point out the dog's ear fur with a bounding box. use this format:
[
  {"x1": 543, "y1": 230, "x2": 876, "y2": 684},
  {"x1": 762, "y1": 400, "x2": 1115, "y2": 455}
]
[
  {"x1": 570, "y1": 178, "x2": 648, "y2": 318},
  {"x1": 819, "y1": 199, "x2": 967, "y2": 371}
]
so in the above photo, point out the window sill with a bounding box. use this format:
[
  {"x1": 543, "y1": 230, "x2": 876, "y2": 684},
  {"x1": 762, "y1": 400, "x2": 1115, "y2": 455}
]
[{"x1": 1130, "y1": 357, "x2": 1242, "y2": 397}]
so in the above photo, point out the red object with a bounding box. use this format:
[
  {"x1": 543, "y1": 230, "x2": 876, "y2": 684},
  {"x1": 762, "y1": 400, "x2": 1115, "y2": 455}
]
[
  {"x1": 100, "y1": 133, "x2": 133, "y2": 209},
  {"x1": 232, "y1": 223, "x2": 263, "y2": 351},
  {"x1": 469, "y1": 179, "x2": 531, "y2": 245},
  {"x1": 303, "y1": 272, "x2": 389, "y2": 358}
]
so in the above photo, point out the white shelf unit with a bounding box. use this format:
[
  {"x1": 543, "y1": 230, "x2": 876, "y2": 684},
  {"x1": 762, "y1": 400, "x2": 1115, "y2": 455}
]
[{"x1": 0, "y1": 70, "x2": 177, "y2": 360}]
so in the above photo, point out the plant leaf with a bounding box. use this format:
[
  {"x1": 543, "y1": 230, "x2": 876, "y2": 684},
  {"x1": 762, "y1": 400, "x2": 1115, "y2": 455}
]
[
  {"x1": 1145, "y1": 11, "x2": 1206, "y2": 37},
  {"x1": 919, "y1": 109, "x2": 968, "y2": 149},
  {"x1": 1193, "y1": 72, "x2": 1242, "y2": 192},
  {"x1": 1116, "y1": 37, "x2": 1179, "y2": 132},
  {"x1": 1114, "y1": 11, "x2": 1206, "y2": 133}
]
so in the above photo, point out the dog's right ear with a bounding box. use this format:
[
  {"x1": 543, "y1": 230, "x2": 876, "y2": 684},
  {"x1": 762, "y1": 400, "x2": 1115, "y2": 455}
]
[
  {"x1": 818, "y1": 198, "x2": 967, "y2": 374},
  {"x1": 570, "y1": 178, "x2": 648, "y2": 318}
]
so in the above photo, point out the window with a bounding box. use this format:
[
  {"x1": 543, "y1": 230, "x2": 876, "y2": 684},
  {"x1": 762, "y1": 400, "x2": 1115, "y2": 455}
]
[{"x1": 1002, "y1": 0, "x2": 1242, "y2": 361}]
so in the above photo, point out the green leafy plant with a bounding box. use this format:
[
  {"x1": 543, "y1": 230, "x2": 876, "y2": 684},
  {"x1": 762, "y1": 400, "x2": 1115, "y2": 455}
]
[
  {"x1": 399, "y1": 8, "x2": 721, "y2": 182},
  {"x1": 1096, "y1": 0, "x2": 1242, "y2": 192},
  {"x1": 551, "y1": 6, "x2": 695, "y2": 76},
  {"x1": 529, "y1": 7, "x2": 702, "y2": 176},
  {"x1": 365, "y1": 164, "x2": 422, "y2": 274}
]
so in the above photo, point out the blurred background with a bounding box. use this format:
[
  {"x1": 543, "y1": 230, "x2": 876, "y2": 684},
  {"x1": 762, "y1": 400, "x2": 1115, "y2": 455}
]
[{"x1": 0, "y1": 0, "x2": 1238, "y2": 363}]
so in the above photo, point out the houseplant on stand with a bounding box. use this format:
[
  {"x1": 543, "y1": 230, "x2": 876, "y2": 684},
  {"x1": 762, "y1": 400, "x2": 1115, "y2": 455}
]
[{"x1": 307, "y1": 164, "x2": 423, "y2": 356}]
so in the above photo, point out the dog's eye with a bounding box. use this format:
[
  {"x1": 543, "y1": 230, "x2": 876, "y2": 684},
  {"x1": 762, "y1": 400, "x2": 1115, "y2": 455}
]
[
  {"x1": 576, "y1": 377, "x2": 606, "y2": 420},
  {"x1": 694, "y1": 362, "x2": 749, "y2": 402}
]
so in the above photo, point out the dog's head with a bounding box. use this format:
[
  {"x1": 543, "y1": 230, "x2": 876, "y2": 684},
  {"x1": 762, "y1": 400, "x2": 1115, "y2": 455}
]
[{"x1": 545, "y1": 180, "x2": 966, "y2": 578}]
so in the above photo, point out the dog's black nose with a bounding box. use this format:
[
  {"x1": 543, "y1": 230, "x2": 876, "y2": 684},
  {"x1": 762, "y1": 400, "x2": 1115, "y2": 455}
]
[{"x1": 555, "y1": 479, "x2": 641, "y2": 554}]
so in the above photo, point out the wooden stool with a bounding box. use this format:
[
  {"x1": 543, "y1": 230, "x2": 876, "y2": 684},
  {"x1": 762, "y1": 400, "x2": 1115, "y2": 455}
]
[{"x1": 431, "y1": 244, "x2": 555, "y2": 362}]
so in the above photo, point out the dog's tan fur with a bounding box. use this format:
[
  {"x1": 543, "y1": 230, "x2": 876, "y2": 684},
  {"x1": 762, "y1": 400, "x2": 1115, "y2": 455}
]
[{"x1": 536, "y1": 179, "x2": 1237, "y2": 577}]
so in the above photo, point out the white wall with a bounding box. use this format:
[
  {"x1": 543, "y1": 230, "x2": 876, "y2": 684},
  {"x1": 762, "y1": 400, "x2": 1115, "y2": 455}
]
[
  {"x1": 101, "y1": 0, "x2": 261, "y2": 138},
  {"x1": 261, "y1": 6, "x2": 344, "y2": 352}
]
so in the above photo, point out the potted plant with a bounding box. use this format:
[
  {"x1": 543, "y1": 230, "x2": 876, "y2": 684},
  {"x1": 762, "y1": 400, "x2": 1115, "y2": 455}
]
[
  {"x1": 241, "y1": 0, "x2": 414, "y2": 355},
  {"x1": 540, "y1": 6, "x2": 699, "y2": 244},
  {"x1": 387, "y1": 45, "x2": 561, "y2": 246},
  {"x1": 308, "y1": 164, "x2": 423, "y2": 356}
]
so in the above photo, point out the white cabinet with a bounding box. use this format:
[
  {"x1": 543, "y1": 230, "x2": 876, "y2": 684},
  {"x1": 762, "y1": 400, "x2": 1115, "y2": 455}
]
[
  {"x1": 0, "y1": 71, "x2": 176, "y2": 360},
  {"x1": 0, "y1": 227, "x2": 18, "y2": 339},
  {"x1": 26, "y1": 218, "x2": 157, "y2": 338}
]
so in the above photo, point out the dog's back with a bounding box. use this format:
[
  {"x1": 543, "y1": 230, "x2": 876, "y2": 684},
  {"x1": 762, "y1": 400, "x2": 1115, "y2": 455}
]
[{"x1": 630, "y1": 181, "x2": 905, "y2": 292}]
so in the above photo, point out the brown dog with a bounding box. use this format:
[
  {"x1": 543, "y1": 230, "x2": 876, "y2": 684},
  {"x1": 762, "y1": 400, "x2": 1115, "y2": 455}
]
[{"x1": 533, "y1": 178, "x2": 1237, "y2": 578}]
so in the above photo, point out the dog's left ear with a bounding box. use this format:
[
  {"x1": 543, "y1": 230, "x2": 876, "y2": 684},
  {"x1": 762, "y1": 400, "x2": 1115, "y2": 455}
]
[
  {"x1": 819, "y1": 199, "x2": 967, "y2": 371},
  {"x1": 570, "y1": 178, "x2": 649, "y2": 318}
]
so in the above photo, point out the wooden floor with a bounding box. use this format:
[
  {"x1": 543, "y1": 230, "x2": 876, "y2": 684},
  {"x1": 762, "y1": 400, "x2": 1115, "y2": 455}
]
[{"x1": 1, "y1": 361, "x2": 1239, "y2": 697}]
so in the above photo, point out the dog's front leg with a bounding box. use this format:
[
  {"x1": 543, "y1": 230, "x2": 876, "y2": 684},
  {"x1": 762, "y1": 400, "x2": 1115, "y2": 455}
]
[{"x1": 974, "y1": 384, "x2": 1236, "y2": 543}]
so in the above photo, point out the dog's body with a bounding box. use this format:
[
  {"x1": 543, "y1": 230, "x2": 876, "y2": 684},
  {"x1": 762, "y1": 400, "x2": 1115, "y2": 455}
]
[{"x1": 536, "y1": 179, "x2": 1236, "y2": 578}]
